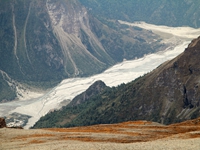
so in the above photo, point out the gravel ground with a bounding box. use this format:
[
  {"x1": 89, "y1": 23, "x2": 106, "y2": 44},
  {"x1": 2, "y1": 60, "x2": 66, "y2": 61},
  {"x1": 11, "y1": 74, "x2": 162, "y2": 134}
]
[{"x1": 1, "y1": 120, "x2": 200, "y2": 150}]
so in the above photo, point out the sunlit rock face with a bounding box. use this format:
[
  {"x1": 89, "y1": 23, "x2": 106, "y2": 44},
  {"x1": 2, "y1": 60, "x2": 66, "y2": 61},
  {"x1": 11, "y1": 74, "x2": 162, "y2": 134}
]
[
  {"x1": 47, "y1": 0, "x2": 89, "y2": 35},
  {"x1": 46, "y1": 0, "x2": 113, "y2": 77}
]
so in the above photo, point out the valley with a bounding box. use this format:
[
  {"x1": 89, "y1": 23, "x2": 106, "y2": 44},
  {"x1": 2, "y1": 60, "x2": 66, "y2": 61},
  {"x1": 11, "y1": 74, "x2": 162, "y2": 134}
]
[
  {"x1": 1, "y1": 1, "x2": 200, "y2": 149},
  {"x1": 1, "y1": 22, "x2": 200, "y2": 129}
]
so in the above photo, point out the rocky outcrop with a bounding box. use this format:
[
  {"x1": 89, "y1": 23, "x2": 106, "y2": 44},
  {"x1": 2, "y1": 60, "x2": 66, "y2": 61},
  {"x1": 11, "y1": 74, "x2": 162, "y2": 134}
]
[
  {"x1": 0, "y1": 118, "x2": 6, "y2": 128},
  {"x1": 69, "y1": 80, "x2": 107, "y2": 106}
]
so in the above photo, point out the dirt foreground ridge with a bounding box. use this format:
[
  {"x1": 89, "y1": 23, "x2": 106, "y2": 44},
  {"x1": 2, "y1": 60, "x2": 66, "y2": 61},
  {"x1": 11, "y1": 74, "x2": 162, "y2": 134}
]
[{"x1": 1, "y1": 119, "x2": 200, "y2": 150}]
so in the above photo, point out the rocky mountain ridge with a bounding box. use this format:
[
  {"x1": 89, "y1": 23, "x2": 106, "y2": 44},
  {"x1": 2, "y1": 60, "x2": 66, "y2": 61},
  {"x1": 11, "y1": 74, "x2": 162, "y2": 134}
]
[{"x1": 80, "y1": 0, "x2": 200, "y2": 28}]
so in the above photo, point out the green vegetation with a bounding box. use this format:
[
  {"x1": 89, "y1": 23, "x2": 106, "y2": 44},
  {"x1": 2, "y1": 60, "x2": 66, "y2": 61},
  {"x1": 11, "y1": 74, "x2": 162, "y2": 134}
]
[
  {"x1": 33, "y1": 77, "x2": 155, "y2": 128},
  {"x1": 33, "y1": 66, "x2": 200, "y2": 128},
  {"x1": 34, "y1": 35, "x2": 200, "y2": 128}
]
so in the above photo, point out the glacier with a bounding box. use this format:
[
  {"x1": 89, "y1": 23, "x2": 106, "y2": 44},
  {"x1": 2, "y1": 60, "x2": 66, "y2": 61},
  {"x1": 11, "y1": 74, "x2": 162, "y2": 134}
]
[{"x1": 1, "y1": 22, "x2": 200, "y2": 129}]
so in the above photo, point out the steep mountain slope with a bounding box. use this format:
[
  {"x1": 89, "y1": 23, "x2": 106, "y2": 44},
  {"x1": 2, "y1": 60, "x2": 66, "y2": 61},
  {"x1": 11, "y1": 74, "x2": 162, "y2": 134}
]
[
  {"x1": 80, "y1": 0, "x2": 200, "y2": 28},
  {"x1": 33, "y1": 80, "x2": 108, "y2": 128},
  {"x1": 33, "y1": 36, "x2": 200, "y2": 128},
  {"x1": 0, "y1": 0, "x2": 164, "y2": 102}
]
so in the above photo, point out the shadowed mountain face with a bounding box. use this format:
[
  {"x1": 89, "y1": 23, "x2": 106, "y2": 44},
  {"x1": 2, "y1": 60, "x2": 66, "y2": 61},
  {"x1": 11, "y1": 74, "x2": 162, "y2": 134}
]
[
  {"x1": 79, "y1": 0, "x2": 200, "y2": 28},
  {"x1": 33, "y1": 37, "x2": 200, "y2": 128},
  {"x1": 0, "y1": 0, "x2": 164, "y2": 102}
]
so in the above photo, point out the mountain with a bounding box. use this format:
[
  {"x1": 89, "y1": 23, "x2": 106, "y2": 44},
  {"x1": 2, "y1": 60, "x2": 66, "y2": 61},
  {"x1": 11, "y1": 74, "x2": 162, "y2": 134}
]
[
  {"x1": 33, "y1": 36, "x2": 200, "y2": 128},
  {"x1": 79, "y1": 0, "x2": 200, "y2": 28},
  {"x1": 0, "y1": 0, "x2": 164, "y2": 102}
]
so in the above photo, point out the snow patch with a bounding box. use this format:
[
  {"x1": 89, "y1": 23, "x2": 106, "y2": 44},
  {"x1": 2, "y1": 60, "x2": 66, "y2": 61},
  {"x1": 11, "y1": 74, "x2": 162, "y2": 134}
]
[{"x1": 119, "y1": 20, "x2": 200, "y2": 39}]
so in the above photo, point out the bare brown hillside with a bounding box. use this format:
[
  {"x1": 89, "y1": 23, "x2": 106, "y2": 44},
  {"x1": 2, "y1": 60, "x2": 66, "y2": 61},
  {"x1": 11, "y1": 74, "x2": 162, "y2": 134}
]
[{"x1": 1, "y1": 118, "x2": 200, "y2": 149}]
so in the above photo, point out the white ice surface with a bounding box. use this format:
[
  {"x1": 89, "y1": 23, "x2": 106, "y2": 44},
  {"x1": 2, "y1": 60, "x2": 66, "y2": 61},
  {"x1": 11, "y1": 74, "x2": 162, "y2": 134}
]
[
  {"x1": 119, "y1": 20, "x2": 200, "y2": 39},
  {"x1": 0, "y1": 22, "x2": 199, "y2": 129}
]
